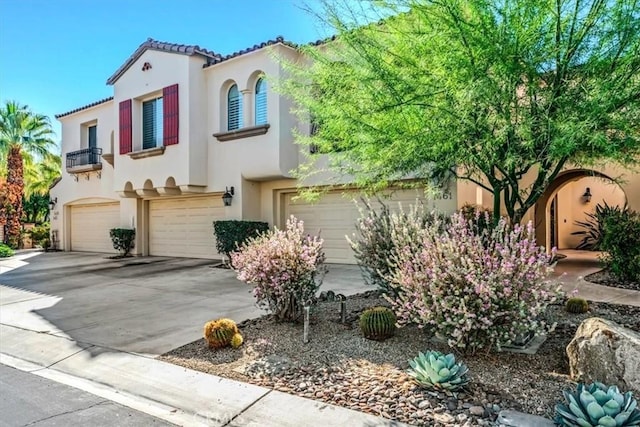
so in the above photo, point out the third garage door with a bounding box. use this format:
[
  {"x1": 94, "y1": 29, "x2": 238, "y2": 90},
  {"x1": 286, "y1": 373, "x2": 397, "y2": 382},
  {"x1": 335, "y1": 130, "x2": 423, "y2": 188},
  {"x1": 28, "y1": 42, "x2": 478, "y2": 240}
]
[
  {"x1": 285, "y1": 188, "x2": 456, "y2": 264},
  {"x1": 149, "y1": 196, "x2": 225, "y2": 259}
]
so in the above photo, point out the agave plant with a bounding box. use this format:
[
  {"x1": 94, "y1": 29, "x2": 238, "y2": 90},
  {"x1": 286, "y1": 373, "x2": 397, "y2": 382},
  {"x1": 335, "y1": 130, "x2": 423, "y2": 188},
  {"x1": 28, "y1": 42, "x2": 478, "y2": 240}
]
[
  {"x1": 407, "y1": 350, "x2": 469, "y2": 391},
  {"x1": 555, "y1": 382, "x2": 640, "y2": 427},
  {"x1": 572, "y1": 202, "x2": 628, "y2": 251}
]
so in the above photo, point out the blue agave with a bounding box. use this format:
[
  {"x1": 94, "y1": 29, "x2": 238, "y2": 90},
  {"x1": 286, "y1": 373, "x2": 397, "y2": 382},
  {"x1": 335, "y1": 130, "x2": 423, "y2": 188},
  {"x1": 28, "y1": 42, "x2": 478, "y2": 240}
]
[
  {"x1": 407, "y1": 350, "x2": 469, "y2": 391},
  {"x1": 556, "y1": 382, "x2": 640, "y2": 427}
]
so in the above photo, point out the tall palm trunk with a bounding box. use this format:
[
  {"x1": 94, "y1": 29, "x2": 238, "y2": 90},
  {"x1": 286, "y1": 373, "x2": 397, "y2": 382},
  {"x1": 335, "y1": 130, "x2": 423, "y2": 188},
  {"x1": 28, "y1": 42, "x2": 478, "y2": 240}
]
[{"x1": 6, "y1": 145, "x2": 24, "y2": 248}]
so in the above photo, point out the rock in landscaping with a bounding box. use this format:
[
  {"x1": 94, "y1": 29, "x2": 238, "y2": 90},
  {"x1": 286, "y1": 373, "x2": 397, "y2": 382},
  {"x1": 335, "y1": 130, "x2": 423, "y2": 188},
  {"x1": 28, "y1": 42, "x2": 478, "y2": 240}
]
[
  {"x1": 566, "y1": 317, "x2": 640, "y2": 392},
  {"x1": 497, "y1": 410, "x2": 556, "y2": 427}
]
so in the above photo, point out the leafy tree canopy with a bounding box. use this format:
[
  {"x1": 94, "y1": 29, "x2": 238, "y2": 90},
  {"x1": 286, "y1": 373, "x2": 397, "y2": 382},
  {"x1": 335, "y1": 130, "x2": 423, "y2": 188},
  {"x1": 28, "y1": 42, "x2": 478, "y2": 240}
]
[{"x1": 281, "y1": 0, "x2": 640, "y2": 222}]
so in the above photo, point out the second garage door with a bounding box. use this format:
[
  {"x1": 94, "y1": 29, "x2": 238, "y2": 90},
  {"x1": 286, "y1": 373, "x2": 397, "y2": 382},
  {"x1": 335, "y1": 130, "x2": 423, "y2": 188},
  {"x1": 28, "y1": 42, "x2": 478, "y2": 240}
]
[
  {"x1": 70, "y1": 202, "x2": 121, "y2": 253},
  {"x1": 285, "y1": 188, "x2": 456, "y2": 264},
  {"x1": 149, "y1": 196, "x2": 225, "y2": 259}
]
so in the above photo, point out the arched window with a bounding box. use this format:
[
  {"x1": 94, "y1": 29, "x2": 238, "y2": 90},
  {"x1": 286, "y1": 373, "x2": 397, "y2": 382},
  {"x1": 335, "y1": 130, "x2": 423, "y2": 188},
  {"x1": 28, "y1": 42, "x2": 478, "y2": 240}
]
[
  {"x1": 255, "y1": 78, "x2": 267, "y2": 125},
  {"x1": 227, "y1": 84, "x2": 243, "y2": 131}
]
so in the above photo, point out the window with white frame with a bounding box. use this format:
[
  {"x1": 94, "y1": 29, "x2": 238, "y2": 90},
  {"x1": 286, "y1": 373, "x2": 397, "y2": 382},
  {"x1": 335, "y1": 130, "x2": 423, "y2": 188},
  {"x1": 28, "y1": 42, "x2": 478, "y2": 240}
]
[
  {"x1": 227, "y1": 84, "x2": 243, "y2": 131},
  {"x1": 142, "y1": 96, "x2": 163, "y2": 149},
  {"x1": 255, "y1": 78, "x2": 267, "y2": 125}
]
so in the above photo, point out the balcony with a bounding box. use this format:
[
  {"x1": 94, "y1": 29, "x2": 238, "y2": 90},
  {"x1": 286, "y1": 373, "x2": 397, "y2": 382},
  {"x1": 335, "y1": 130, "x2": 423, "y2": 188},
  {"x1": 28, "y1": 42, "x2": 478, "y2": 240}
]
[{"x1": 66, "y1": 147, "x2": 103, "y2": 174}]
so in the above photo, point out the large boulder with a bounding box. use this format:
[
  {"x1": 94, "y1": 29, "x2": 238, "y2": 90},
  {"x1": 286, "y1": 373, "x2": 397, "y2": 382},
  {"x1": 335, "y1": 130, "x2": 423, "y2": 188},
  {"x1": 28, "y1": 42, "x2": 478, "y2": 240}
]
[{"x1": 567, "y1": 317, "x2": 640, "y2": 392}]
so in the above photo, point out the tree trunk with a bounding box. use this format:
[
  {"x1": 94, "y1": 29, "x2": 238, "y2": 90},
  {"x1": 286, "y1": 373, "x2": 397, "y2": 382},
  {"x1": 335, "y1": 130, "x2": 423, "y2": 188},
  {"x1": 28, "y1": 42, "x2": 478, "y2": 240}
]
[{"x1": 6, "y1": 146, "x2": 24, "y2": 249}]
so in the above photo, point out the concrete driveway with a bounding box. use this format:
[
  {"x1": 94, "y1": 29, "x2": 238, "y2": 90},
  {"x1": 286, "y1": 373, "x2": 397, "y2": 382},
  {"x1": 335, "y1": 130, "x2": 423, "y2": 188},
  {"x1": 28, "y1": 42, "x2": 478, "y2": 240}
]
[{"x1": 0, "y1": 252, "x2": 369, "y2": 356}]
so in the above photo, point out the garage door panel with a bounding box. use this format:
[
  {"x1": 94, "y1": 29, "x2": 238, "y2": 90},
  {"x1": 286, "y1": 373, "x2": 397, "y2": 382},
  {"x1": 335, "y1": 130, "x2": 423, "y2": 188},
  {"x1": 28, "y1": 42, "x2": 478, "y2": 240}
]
[
  {"x1": 149, "y1": 197, "x2": 224, "y2": 259},
  {"x1": 285, "y1": 188, "x2": 456, "y2": 264},
  {"x1": 70, "y1": 203, "x2": 120, "y2": 253}
]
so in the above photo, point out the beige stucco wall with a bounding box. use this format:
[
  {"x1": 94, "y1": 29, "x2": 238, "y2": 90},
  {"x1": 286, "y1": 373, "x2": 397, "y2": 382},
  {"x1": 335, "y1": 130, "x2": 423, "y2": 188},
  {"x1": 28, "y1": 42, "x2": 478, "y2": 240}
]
[
  {"x1": 112, "y1": 50, "x2": 208, "y2": 192},
  {"x1": 555, "y1": 177, "x2": 627, "y2": 249}
]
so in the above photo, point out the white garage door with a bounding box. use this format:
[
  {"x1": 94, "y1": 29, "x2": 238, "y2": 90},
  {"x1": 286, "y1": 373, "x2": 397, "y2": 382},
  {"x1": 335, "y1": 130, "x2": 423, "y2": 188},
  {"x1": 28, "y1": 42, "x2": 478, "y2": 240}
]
[
  {"x1": 285, "y1": 188, "x2": 456, "y2": 264},
  {"x1": 149, "y1": 196, "x2": 225, "y2": 259},
  {"x1": 70, "y1": 203, "x2": 121, "y2": 253}
]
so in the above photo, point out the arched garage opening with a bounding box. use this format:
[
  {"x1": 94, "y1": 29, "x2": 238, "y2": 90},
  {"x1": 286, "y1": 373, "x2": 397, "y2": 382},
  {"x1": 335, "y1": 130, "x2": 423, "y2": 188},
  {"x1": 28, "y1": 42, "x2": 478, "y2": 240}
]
[{"x1": 535, "y1": 169, "x2": 627, "y2": 252}]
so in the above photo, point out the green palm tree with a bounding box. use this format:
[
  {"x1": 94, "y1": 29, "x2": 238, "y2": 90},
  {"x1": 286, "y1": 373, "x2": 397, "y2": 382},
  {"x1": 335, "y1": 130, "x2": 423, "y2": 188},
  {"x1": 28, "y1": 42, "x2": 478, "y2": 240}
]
[
  {"x1": 0, "y1": 101, "x2": 55, "y2": 248},
  {"x1": 24, "y1": 152, "x2": 61, "y2": 198}
]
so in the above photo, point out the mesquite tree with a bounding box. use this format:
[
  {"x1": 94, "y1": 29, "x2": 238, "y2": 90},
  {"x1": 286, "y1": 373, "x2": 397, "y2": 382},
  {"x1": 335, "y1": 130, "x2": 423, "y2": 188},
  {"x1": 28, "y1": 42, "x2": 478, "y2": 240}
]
[{"x1": 282, "y1": 0, "x2": 640, "y2": 223}]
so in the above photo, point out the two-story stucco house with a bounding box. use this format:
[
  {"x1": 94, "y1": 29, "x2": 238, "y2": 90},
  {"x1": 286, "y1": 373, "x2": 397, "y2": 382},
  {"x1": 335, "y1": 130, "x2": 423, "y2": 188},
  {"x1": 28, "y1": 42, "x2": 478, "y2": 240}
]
[{"x1": 51, "y1": 37, "x2": 640, "y2": 263}]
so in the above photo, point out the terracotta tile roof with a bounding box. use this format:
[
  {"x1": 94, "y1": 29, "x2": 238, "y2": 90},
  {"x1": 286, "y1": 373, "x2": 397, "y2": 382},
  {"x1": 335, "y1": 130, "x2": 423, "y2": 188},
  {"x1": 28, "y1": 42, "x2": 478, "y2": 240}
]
[
  {"x1": 106, "y1": 38, "x2": 220, "y2": 85},
  {"x1": 55, "y1": 96, "x2": 114, "y2": 119},
  {"x1": 202, "y1": 35, "x2": 337, "y2": 68}
]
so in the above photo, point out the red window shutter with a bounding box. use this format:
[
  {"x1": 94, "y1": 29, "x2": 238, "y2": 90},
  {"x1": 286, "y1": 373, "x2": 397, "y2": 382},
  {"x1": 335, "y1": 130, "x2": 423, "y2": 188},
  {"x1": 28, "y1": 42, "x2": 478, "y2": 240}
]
[
  {"x1": 119, "y1": 99, "x2": 132, "y2": 154},
  {"x1": 163, "y1": 84, "x2": 179, "y2": 146}
]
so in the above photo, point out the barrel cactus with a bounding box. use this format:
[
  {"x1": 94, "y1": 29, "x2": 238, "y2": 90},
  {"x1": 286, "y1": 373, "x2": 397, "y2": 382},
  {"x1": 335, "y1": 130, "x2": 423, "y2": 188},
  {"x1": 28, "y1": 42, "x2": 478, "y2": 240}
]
[
  {"x1": 555, "y1": 382, "x2": 640, "y2": 427},
  {"x1": 359, "y1": 306, "x2": 396, "y2": 341},
  {"x1": 204, "y1": 318, "x2": 239, "y2": 349},
  {"x1": 566, "y1": 297, "x2": 589, "y2": 314},
  {"x1": 407, "y1": 350, "x2": 469, "y2": 391},
  {"x1": 230, "y1": 333, "x2": 244, "y2": 349}
]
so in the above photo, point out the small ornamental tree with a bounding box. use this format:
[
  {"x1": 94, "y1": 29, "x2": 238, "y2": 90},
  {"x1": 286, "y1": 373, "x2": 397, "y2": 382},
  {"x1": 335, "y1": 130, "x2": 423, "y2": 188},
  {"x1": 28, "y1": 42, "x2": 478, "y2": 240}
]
[
  {"x1": 387, "y1": 211, "x2": 562, "y2": 354},
  {"x1": 231, "y1": 216, "x2": 326, "y2": 322}
]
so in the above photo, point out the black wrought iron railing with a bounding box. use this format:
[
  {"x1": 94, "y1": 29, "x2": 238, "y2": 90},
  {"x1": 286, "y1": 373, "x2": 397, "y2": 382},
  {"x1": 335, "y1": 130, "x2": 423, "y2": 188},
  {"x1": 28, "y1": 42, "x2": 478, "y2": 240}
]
[{"x1": 66, "y1": 147, "x2": 102, "y2": 169}]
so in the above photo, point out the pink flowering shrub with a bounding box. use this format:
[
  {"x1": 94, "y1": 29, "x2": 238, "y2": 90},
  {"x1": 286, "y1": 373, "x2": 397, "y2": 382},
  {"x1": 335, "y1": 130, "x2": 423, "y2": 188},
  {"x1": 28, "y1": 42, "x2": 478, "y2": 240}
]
[
  {"x1": 347, "y1": 199, "x2": 446, "y2": 296},
  {"x1": 387, "y1": 211, "x2": 562, "y2": 353},
  {"x1": 231, "y1": 216, "x2": 326, "y2": 322}
]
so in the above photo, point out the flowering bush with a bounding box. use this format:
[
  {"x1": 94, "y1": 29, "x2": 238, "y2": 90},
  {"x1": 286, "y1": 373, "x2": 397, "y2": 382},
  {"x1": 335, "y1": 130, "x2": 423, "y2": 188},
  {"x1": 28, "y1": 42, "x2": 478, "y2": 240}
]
[
  {"x1": 231, "y1": 216, "x2": 326, "y2": 322},
  {"x1": 347, "y1": 199, "x2": 445, "y2": 296},
  {"x1": 387, "y1": 211, "x2": 562, "y2": 353}
]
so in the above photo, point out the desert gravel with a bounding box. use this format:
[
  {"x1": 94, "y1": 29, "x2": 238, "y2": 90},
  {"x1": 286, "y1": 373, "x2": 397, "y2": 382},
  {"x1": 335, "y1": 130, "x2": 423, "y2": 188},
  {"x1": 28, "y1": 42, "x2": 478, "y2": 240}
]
[{"x1": 160, "y1": 292, "x2": 640, "y2": 427}]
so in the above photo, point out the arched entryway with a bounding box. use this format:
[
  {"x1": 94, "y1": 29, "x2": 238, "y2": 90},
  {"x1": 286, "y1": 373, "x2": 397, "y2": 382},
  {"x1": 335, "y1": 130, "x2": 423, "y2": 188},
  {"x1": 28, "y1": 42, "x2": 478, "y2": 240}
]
[{"x1": 535, "y1": 169, "x2": 627, "y2": 252}]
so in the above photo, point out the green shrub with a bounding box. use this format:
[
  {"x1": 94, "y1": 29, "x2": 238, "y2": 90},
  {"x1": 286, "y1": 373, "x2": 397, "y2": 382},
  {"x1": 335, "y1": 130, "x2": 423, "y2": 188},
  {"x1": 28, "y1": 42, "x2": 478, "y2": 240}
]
[
  {"x1": 213, "y1": 220, "x2": 269, "y2": 263},
  {"x1": 0, "y1": 243, "x2": 14, "y2": 258},
  {"x1": 572, "y1": 202, "x2": 628, "y2": 251},
  {"x1": 28, "y1": 223, "x2": 50, "y2": 247},
  {"x1": 601, "y1": 209, "x2": 640, "y2": 282},
  {"x1": 109, "y1": 228, "x2": 135, "y2": 256}
]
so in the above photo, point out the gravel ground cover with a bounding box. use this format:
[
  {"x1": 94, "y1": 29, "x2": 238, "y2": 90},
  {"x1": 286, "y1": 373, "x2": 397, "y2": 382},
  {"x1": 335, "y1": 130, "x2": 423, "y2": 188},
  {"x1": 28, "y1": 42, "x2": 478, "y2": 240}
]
[
  {"x1": 160, "y1": 292, "x2": 640, "y2": 427},
  {"x1": 586, "y1": 269, "x2": 640, "y2": 291}
]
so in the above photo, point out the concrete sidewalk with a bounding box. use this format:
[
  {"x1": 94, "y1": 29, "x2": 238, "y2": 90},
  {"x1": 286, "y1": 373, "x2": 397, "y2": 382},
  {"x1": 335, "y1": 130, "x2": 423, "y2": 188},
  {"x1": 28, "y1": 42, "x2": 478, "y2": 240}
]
[{"x1": 553, "y1": 250, "x2": 640, "y2": 307}]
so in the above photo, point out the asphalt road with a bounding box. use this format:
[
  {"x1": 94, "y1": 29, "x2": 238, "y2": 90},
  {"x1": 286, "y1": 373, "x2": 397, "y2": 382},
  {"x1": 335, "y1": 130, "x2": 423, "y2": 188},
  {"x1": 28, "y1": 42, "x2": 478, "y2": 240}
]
[{"x1": 0, "y1": 364, "x2": 173, "y2": 427}]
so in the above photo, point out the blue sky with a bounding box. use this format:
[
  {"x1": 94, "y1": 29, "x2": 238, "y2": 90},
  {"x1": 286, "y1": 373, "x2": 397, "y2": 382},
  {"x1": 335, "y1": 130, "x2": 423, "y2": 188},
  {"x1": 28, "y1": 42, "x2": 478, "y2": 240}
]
[{"x1": 0, "y1": 0, "x2": 330, "y2": 145}]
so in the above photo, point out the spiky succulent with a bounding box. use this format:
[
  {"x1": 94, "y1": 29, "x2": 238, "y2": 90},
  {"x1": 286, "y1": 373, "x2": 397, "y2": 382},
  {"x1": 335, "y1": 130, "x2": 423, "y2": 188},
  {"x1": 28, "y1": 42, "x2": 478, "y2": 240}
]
[
  {"x1": 566, "y1": 297, "x2": 589, "y2": 314},
  {"x1": 407, "y1": 350, "x2": 469, "y2": 391},
  {"x1": 360, "y1": 306, "x2": 396, "y2": 341},
  {"x1": 203, "y1": 318, "x2": 239, "y2": 349},
  {"x1": 556, "y1": 382, "x2": 640, "y2": 427},
  {"x1": 230, "y1": 333, "x2": 244, "y2": 349}
]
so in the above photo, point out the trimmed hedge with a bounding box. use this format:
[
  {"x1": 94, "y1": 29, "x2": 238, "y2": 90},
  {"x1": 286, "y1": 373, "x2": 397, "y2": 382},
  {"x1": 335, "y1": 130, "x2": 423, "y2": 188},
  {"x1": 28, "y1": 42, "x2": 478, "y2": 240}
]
[
  {"x1": 109, "y1": 228, "x2": 135, "y2": 256},
  {"x1": 213, "y1": 220, "x2": 269, "y2": 262},
  {"x1": 0, "y1": 243, "x2": 14, "y2": 258}
]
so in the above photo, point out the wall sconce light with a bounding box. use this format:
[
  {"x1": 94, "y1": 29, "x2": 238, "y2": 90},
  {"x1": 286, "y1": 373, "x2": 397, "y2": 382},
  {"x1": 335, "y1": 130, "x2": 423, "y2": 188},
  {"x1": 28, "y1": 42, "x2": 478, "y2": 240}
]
[
  {"x1": 48, "y1": 197, "x2": 58, "y2": 210},
  {"x1": 222, "y1": 186, "x2": 234, "y2": 206},
  {"x1": 582, "y1": 187, "x2": 592, "y2": 204}
]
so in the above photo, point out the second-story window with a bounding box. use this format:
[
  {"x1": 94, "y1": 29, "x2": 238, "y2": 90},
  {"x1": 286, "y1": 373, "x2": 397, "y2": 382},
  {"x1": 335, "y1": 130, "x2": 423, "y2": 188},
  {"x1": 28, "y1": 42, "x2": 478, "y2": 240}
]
[
  {"x1": 227, "y1": 84, "x2": 243, "y2": 131},
  {"x1": 255, "y1": 78, "x2": 267, "y2": 125},
  {"x1": 88, "y1": 125, "x2": 97, "y2": 149},
  {"x1": 143, "y1": 96, "x2": 163, "y2": 149}
]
